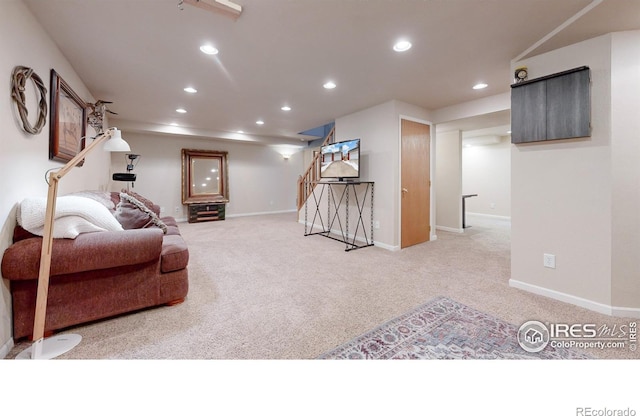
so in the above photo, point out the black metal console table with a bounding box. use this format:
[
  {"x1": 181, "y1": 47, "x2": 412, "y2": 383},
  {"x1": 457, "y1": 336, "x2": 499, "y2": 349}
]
[{"x1": 304, "y1": 181, "x2": 374, "y2": 251}]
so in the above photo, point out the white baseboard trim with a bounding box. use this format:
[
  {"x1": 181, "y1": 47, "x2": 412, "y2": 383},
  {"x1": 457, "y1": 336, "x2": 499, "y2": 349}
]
[
  {"x1": 610, "y1": 305, "x2": 640, "y2": 319},
  {"x1": 466, "y1": 212, "x2": 511, "y2": 221},
  {"x1": 509, "y1": 279, "x2": 640, "y2": 318},
  {"x1": 436, "y1": 225, "x2": 463, "y2": 234},
  {"x1": 374, "y1": 241, "x2": 400, "y2": 251},
  {"x1": 0, "y1": 337, "x2": 14, "y2": 359},
  {"x1": 298, "y1": 220, "x2": 326, "y2": 232},
  {"x1": 228, "y1": 209, "x2": 297, "y2": 218}
]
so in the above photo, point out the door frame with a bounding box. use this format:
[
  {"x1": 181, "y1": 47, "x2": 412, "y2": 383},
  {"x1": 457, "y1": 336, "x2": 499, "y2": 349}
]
[{"x1": 398, "y1": 115, "x2": 436, "y2": 247}]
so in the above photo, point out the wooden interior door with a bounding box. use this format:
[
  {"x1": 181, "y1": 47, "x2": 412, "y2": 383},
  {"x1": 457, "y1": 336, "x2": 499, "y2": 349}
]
[{"x1": 401, "y1": 119, "x2": 430, "y2": 248}]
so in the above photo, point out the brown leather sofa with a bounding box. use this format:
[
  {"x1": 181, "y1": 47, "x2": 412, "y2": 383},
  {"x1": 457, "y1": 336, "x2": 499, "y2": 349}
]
[{"x1": 1, "y1": 191, "x2": 189, "y2": 341}]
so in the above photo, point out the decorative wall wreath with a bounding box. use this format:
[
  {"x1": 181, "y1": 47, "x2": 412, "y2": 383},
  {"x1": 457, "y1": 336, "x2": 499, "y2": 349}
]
[{"x1": 11, "y1": 66, "x2": 48, "y2": 135}]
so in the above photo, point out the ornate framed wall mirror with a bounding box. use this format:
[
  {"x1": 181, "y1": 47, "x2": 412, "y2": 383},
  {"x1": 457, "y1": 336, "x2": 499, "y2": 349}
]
[{"x1": 181, "y1": 149, "x2": 229, "y2": 204}]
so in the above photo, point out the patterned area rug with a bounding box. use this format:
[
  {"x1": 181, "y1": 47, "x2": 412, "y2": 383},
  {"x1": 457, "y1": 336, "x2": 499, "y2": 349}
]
[{"x1": 319, "y1": 296, "x2": 591, "y2": 359}]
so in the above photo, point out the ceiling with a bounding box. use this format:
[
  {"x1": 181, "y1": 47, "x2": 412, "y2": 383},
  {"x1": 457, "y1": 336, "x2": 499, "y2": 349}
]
[{"x1": 24, "y1": 0, "x2": 640, "y2": 145}]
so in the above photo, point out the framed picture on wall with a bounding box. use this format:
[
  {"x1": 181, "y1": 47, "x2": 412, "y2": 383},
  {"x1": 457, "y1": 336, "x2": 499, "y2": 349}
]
[{"x1": 49, "y1": 69, "x2": 88, "y2": 165}]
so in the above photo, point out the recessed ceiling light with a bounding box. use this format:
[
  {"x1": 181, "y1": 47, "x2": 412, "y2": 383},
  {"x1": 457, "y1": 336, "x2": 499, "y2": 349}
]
[
  {"x1": 473, "y1": 83, "x2": 488, "y2": 90},
  {"x1": 170, "y1": 122, "x2": 179, "y2": 126},
  {"x1": 393, "y1": 40, "x2": 412, "y2": 52},
  {"x1": 176, "y1": 108, "x2": 187, "y2": 113},
  {"x1": 323, "y1": 81, "x2": 336, "y2": 89},
  {"x1": 237, "y1": 130, "x2": 244, "y2": 134},
  {"x1": 200, "y1": 44, "x2": 218, "y2": 55},
  {"x1": 184, "y1": 87, "x2": 197, "y2": 93},
  {"x1": 256, "y1": 120, "x2": 264, "y2": 125},
  {"x1": 281, "y1": 106, "x2": 291, "y2": 111}
]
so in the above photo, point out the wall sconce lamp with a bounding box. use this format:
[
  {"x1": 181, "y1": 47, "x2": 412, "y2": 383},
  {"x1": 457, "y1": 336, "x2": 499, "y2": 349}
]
[{"x1": 17, "y1": 127, "x2": 130, "y2": 359}]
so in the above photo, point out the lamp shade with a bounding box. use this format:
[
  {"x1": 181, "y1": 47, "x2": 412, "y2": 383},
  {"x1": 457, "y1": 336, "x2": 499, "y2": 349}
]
[{"x1": 103, "y1": 128, "x2": 131, "y2": 152}]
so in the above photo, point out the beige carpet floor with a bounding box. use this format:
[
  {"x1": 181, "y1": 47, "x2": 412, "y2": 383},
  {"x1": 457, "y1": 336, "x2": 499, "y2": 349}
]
[{"x1": 5, "y1": 212, "x2": 638, "y2": 359}]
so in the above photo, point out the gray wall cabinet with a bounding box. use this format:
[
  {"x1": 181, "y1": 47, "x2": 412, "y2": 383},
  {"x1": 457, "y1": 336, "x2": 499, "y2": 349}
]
[{"x1": 511, "y1": 66, "x2": 590, "y2": 144}]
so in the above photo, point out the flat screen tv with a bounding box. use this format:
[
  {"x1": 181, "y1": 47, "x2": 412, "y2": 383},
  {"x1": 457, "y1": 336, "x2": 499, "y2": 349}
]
[{"x1": 320, "y1": 138, "x2": 360, "y2": 181}]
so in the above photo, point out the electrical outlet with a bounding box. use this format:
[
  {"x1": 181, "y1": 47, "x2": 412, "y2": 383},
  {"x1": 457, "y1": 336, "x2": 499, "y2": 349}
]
[
  {"x1": 174, "y1": 206, "x2": 181, "y2": 213},
  {"x1": 374, "y1": 221, "x2": 380, "y2": 229},
  {"x1": 490, "y1": 203, "x2": 496, "y2": 209},
  {"x1": 543, "y1": 253, "x2": 556, "y2": 269},
  {"x1": 160, "y1": 206, "x2": 166, "y2": 213}
]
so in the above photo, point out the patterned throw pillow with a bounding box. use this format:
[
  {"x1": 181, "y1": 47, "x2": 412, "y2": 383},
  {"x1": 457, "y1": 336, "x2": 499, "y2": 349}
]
[
  {"x1": 121, "y1": 189, "x2": 161, "y2": 216},
  {"x1": 114, "y1": 192, "x2": 167, "y2": 233}
]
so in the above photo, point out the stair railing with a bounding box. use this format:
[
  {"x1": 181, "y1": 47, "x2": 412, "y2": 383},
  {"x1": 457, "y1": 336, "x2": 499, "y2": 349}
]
[{"x1": 297, "y1": 126, "x2": 335, "y2": 210}]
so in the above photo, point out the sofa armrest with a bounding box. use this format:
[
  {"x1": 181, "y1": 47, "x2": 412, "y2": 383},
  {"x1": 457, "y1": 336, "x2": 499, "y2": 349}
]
[{"x1": 1, "y1": 228, "x2": 164, "y2": 281}]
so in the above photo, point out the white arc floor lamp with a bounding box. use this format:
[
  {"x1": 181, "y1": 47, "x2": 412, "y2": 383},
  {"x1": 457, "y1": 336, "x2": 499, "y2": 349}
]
[{"x1": 17, "y1": 127, "x2": 131, "y2": 359}]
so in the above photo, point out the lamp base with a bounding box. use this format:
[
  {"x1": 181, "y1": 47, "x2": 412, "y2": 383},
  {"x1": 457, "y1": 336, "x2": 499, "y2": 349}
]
[{"x1": 16, "y1": 334, "x2": 82, "y2": 360}]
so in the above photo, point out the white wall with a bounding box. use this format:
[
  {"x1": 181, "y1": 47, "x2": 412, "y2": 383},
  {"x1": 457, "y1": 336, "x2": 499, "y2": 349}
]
[
  {"x1": 431, "y1": 93, "x2": 511, "y2": 232},
  {"x1": 111, "y1": 132, "x2": 304, "y2": 220},
  {"x1": 332, "y1": 100, "x2": 432, "y2": 250},
  {"x1": 610, "y1": 31, "x2": 640, "y2": 309},
  {"x1": 462, "y1": 137, "x2": 511, "y2": 218},
  {"x1": 510, "y1": 32, "x2": 640, "y2": 315},
  {"x1": 433, "y1": 92, "x2": 510, "y2": 124},
  {"x1": 511, "y1": 34, "x2": 612, "y2": 307},
  {"x1": 334, "y1": 101, "x2": 397, "y2": 249},
  {"x1": 435, "y1": 130, "x2": 462, "y2": 232},
  {"x1": 0, "y1": 0, "x2": 107, "y2": 355}
]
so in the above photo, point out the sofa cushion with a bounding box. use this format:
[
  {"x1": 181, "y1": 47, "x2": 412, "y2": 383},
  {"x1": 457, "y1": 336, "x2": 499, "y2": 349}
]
[
  {"x1": 160, "y1": 216, "x2": 181, "y2": 236},
  {"x1": 13, "y1": 225, "x2": 38, "y2": 243},
  {"x1": 1, "y1": 228, "x2": 164, "y2": 280},
  {"x1": 115, "y1": 192, "x2": 167, "y2": 233},
  {"x1": 160, "y1": 234, "x2": 189, "y2": 273}
]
